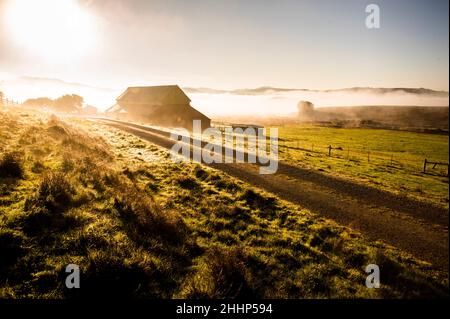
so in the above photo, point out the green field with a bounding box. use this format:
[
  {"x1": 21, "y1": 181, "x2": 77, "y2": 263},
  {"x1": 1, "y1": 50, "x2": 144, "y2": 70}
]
[
  {"x1": 0, "y1": 110, "x2": 448, "y2": 298},
  {"x1": 275, "y1": 125, "x2": 449, "y2": 208}
]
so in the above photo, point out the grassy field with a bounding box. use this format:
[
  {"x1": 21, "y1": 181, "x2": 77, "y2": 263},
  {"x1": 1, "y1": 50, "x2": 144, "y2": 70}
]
[
  {"x1": 0, "y1": 109, "x2": 448, "y2": 298},
  {"x1": 276, "y1": 125, "x2": 449, "y2": 208}
]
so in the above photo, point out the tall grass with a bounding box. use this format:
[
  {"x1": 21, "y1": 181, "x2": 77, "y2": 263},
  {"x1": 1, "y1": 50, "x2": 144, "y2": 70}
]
[{"x1": 0, "y1": 152, "x2": 24, "y2": 178}]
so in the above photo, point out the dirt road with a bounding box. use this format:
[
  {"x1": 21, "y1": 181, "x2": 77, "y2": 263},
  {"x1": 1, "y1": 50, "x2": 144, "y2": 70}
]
[{"x1": 97, "y1": 119, "x2": 449, "y2": 272}]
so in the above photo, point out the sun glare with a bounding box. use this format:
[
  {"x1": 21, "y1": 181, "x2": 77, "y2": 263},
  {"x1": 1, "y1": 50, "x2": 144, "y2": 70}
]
[{"x1": 4, "y1": 0, "x2": 96, "y2": 61}]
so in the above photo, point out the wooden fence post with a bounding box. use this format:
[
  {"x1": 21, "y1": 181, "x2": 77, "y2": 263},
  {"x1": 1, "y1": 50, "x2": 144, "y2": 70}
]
[
  {"x1": 328, "y1": 145, "x2": 332, "y2": 157},
  {"x1": 367, "y1": 151, "x2": 370, "y2": 162},
  {"x1": 423, "y1": 159, "x2": 427, "y2": 173}
]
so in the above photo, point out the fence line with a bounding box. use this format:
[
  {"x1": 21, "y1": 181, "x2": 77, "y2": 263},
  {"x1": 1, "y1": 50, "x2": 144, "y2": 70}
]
[
  {"x1": 423, "y1": 159, "x2": 449, "y2": 175},
  {"x1": 0, "y1": 97, "x2": 22, "y2": 108},
  {"x1": 278, "y1": 139, "x2": 449, "y2": 176}
]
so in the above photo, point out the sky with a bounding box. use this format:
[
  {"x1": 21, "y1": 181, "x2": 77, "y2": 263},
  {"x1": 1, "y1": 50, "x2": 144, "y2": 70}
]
[{"x1": 0, "y1": 0, "x2": 448, "y2": 112}]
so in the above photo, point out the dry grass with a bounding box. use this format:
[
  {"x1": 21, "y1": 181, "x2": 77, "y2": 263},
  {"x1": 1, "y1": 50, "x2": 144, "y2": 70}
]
[
  {"x1": 0, "y1": 152, "x2": 24, "y2": 179},
  {"x1": 0, "y1": 109, "x2": 448, "y2": 298}
]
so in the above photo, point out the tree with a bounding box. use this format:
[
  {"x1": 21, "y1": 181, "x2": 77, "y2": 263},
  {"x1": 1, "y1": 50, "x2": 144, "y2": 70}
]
[
  {"x1": 52, "y1": 94, "x2": 84, "y2": 113},
  {"x1": 80, "y1": 105, "x2": 98, "y2": 115},
  {"x1": 24, "y1": 97, "x2": 53, "y2": 108},
  {"x1": 297, "y1": 100, "x2": 315, "y2": 117}
]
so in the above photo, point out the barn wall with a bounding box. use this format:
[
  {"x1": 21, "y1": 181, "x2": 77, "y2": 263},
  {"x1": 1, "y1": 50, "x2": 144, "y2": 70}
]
[{"x1": 120, "y1": 103, "x2": 210, "y2": 131}]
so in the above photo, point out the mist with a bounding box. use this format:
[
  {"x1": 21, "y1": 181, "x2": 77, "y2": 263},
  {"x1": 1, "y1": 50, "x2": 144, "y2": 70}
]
[
  {"x1": 189, "y1": 89, "x2": 449, "y2": 118},
  {"x1": 0, "y1": 76, "x2": 119, "y2": 107},
  {"x1": 1, "y1": 76, "x2": 448, "y2": 118}
]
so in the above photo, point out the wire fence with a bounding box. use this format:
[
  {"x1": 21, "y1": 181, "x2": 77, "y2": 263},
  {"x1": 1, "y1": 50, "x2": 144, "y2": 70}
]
[
  {"x1": 210, "y1": 123, "x2": 448, "y2": 176},
  {"x1": 278, "y1": 139, "x2": 449, "y2": 176},
  {"x1": 0, "y1": 97, "x2": 22, "y2": 108}
]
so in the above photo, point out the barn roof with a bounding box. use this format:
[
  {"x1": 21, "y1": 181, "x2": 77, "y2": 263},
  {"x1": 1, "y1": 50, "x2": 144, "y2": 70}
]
[{"x1": 117, "y1": 85, "x2": 191, "y2": 105}]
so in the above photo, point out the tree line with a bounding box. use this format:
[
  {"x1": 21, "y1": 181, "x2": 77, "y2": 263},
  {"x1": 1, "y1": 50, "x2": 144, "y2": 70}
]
[{"x1": 23, "y1": 94, "x2": 84, "y2": 113}]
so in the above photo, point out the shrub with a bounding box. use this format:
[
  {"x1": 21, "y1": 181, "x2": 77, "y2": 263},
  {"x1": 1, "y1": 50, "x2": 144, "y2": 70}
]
[
  {"x1": 297, "y1": 263, "x2": 342, "y2": 296},
  {"x1": 25, "y1": 171, "x2": 74, "y2": 214},
  {"x1": 213, "y1": 204, "x2": 251, "y2": 221},
  {"x1": 371, "y1": 252, "x2": 403, "y2": 286},
  {"x1": 177, "y1": 246, "x2": 253, "y2": 298},
  {"x1": 239, "y1": 189, "x2": 276, "y2": 210},
  {"x1": 0, "y1": 229, "x2": 25, "y2": 272},
  {"x1": 77, "y1": 157, "x2": 106, "y2": 191},
  {"x1": 146, "y1": 182, "x2": 159, "y2": 192},
  {"x1": 193, "y1": 166, "x2": 209, "y2": 180},
  {"x1": 70, "y1": 250, "x2": 154, "y2": 298},
  {"x1": 47, "y1": 125, "x2": 68, "y2": 137},
  {"x1": 0, "y1": 152, "x2": 24, "y2": 178},
  {"x1": 176, "y1": 176, "x2": 199, "y2": 190},
  {"x1": 31, "y1": 160, "x2": 45, "y2": 174},
  {"x1": 213, "y1": 179, "x2": 241, "y2": 192},
  {"x1": 61, "y1": 156, "x2": 74, "y2": 172},
  {"x1": 37, "y1": 172, "x2": 73, "y2": 209},
  {"x1": 113, "y1": 188, "x2": 187, "y2": 245},
  {"x1": 309, "y1": 227, "x2": 339, "y2": 248},
  {"x1": 20, "y1": 205, "x2": 52, "y2": 236}
]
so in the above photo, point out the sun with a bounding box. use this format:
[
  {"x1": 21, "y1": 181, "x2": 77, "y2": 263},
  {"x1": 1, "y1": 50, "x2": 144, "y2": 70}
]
[{"x1": 3, "y1": 0, "x2": 96, "y2": 62}]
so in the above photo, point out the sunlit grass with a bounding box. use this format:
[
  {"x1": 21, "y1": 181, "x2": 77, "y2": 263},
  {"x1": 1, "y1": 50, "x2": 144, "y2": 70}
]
[
  {"x1": 276, "y1": 125, "x2": 449, "y2": 208},
  {"x1": 0, "y1": 110, "x2": 448, "y2": 298}
]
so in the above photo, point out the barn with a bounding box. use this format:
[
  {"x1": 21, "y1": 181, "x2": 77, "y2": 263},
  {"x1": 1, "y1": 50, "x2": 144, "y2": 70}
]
[{"x1": 106, "y1": 85, "x2": 210, "y2": 130}]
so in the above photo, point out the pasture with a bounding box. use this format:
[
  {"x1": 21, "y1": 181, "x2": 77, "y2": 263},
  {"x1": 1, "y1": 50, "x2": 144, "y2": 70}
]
[{"x1": 276, "y1": 125, "x2": 449, "y2": 208}]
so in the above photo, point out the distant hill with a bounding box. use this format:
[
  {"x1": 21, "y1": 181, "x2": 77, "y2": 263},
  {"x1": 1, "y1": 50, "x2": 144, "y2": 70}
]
[
  {"x1": 184, "y1": 86, "x2": 449, "y2": 97},
  {"x1": 0, "y1": 76, "x2": 118, "y2": 108}
]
